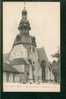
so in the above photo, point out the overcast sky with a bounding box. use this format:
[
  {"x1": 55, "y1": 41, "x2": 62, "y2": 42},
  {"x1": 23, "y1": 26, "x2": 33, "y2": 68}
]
[{"x1": 3, "y1": 2, "x2": 60, "y2": 62}]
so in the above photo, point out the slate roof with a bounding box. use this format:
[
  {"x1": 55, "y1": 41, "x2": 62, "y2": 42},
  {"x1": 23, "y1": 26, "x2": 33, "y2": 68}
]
[
  {"x1": 3, "y1": 62, "x2": 19, "y2": 73},
  {"x1": 13, "y1": 33, "x2": 36, "y2": 47},
  {"x1": 10, "y1": 58, "x2": 29, "y2": 65},
  {"x1": 3, "y1": 57, "x2": 30, "y2": 73},
  {"x1": 37, "y1": 47, "x2": 48, "y2": 63}
]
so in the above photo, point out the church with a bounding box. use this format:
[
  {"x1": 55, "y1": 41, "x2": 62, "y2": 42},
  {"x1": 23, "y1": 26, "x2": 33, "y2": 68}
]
[{"x1": 3, "y1": 6, "x2": 54, "y2": 83}]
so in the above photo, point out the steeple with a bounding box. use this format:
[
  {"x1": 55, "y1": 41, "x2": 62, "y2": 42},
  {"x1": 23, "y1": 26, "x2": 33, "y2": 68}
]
[
  {"x1": 13, "y1": 2, "x2": 36, "y2": 47},
  {"x1": 18, "y1": 2, "x2": 31, "y2": 35},
  {"x1": 22, "y1": 2, "x2": 27, "y2": 19}
]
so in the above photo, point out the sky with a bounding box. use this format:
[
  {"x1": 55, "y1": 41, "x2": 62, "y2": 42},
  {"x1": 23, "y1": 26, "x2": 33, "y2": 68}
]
[{"x1": 3, "y1": 2, "x2": 60, "y2": 62}]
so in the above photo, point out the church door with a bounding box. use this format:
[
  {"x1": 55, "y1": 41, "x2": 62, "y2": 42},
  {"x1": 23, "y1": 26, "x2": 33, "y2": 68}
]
[{"x1": 41, "y1": 60, "x2": 46, "y2": 82}]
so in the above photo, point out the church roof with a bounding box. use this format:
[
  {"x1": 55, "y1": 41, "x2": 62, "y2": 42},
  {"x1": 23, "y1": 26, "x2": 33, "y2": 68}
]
[
  {"x1": 10, "y1": 58, "x2": 29, "y2": 65},
  {"x1": 37, "y1": 47, "x2": 49, "y2": 63},
  {"x1": 3, "y1": 62, "x2": 19, "y2": 73},
  {"x1": 13, "y1": 34, "x2": 36, "y2": 47}
]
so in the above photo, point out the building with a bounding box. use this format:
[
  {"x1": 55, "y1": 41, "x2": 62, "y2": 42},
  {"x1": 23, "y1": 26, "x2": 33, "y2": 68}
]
[
  {"x1": 3, "y1": 6, "x2": 54, "y2": 83},
  {"x1": 3, "y1": 62, "x2": 20, "y2": 83},
  {"x1": 51, "y1": 51, "x2": 60, "y2": 83},
  {"x1": 37, "y1": 48, "x2": 54, "y2": 82}
]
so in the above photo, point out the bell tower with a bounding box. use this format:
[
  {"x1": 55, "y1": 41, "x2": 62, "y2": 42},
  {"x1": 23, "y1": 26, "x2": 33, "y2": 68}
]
[
  {"x1": 9, "y1": 3, "x2": 40, "y2": 83},
  {"x1": 18, "y1": 3, "x2": 31, "y2": 35},
  {"x1": 12, "y1": 3, "x2": 36, "y2": 47}
]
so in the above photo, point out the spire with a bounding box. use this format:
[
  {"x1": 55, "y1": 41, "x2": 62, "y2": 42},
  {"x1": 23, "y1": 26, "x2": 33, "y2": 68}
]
[
  {"x1": 18, "y1": 2, "x2": 31, "y2": 35},
  {"x1": 22, "y1": 2, "x2": 27, "y2": 16},
  {"x1": 24, "y1": 2, "x2": 26, "y2": 9}
]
